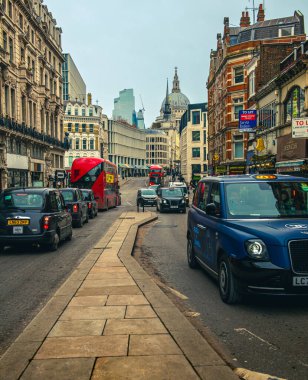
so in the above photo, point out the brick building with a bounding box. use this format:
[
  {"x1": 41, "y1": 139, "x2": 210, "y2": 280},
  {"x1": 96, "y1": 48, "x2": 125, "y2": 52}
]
[{"x1": 207, "y1": 5, "x2": 306, "y2": 175}]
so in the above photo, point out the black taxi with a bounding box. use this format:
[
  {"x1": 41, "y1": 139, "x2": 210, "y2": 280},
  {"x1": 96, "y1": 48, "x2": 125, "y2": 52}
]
[
  {"x1": 187, "y1": 174, "x2": 308, "y2": 304},
  {"x1": 0, "y1": 188, "x2": 72, "y2": 252}
]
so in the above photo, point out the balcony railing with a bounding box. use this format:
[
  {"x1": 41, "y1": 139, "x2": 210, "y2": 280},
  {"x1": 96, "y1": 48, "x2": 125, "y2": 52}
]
[{"x1": 0, "y1": 116, "x2": 69, "y2": 150}]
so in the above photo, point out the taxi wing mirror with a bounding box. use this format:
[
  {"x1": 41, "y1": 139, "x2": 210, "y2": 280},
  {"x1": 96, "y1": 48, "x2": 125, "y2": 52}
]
[{"x1": 205, "y1": 203, "x2": 216, "y2": 216}]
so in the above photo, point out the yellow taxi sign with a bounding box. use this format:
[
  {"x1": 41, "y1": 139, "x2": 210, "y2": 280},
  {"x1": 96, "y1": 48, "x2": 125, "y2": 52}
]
[
  {"x1": 106, "y1": 173, "x2": 114, "y2": 183},
  {"x1": 254, "y1": 175, "x2": 277, "y2": 180}
]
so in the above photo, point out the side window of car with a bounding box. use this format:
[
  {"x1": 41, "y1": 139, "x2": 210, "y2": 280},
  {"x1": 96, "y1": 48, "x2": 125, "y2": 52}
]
[
  {"x1": 55, "y1": 193, "x2": 64, "y2": 211},
  {"x1": 49, "y1": 192, "x2": 58, "y2": 212},
  {"x1": 208, "y1": 183, "x2": 221, "y2": 217},
  {"x1": 193, "y1": 184, "x2": 201, "y2": 207},
  {"x1": 77, "y1": 190, "x2": 82, "y2": 201},
  {"x1": 199, "y1": 183, "x2": 210, "y2": 211}
]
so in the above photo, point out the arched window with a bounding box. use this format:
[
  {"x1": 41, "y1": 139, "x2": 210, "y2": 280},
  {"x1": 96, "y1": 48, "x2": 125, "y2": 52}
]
[
  {"x1": 74, "y1": 107, "x2": 78, "y2": 116},
  {"x1": 89, "y1": 138, "x2": 94, "y2": 150},
  {"x1": 284, "y1": 86, "x2": 305, "y2": 123},
  {"x1": 82, "y1": 138, "x2": 87, "y2": 150}
]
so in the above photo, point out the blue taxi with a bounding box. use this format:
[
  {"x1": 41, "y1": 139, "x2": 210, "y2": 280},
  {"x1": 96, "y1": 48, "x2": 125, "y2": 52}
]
[{"x1": 187, "y1": 174, "x2": 308, "y2": 304}]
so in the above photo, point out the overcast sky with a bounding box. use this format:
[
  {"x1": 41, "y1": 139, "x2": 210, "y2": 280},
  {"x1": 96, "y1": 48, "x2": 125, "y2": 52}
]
[{"x1": 45, "y1": 0, "x2": 308, "y2": 127}]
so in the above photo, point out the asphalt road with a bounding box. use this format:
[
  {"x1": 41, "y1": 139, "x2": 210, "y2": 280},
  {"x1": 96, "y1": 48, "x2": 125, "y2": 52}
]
[
  {"x1": 0, "y1": 178, "x2": 144, "y2": 357},
  {"x1": 135, "y1": 200, "x2": 308, "y2": 380}
]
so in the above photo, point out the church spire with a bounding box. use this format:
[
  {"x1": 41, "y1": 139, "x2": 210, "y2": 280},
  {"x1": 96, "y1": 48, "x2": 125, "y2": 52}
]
[
  {"x1": 163, "y1": 78, "x2": 171, "y2": 120},
  {"x1": 172, "y1": 66, "x2": 180, "y2": 93}
]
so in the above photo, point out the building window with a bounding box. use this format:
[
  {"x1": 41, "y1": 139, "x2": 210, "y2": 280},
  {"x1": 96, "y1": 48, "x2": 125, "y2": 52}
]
[
  {"x1": 8, "y1": 1, "x2": 12, "y2": 18},
  {"x1": 75, "y1": 123, "x2": 79, "y2": 132},
  {"x1": 89, "y1": 139, "x2": 94, "y2": 150},
  {"x1": 9, "y1": 38, "x2": 14, "y2": 63},
  {"x1": 74, "y1": 107, "x2": 78, "y2": 116},
  {"x1": 82, "y1": 139, "x2": 87, "y2": 150},
  {"x1": 3, "y1": 31, "x2": 7, "y2": 52},
  {"x1": 68, "y1": 156, "x2": 73, "y2": 166},
  {"x1": 279, "y1": 26, "x2": 294, "y2": 37},
  {"x1": 259, "y1": 102, "x2": 277, "y2": 129},
  {"x1": 233, "y1": 135, "x2": 244, "y2": 159},
  {"x1": 19, "y1": 13, "x2": 23, "y2": 30},
  {"x1": 89, "y1": 124, "x2": 94, "y2": 133},
  {"x1": 75, "y1": 138, "x2": 80, "y2": 150},
  {"x1": 192, "y1": 147, "x2": 200, "y2": 158},
  {"x1": 234, "y1": 66, "x2": 244, "y2": 84},
  {"x1": 248, "y1": 71, "x2": 255, "y2": 97},
  {"x1": 192, "y1": 164, "x2": 201, "y2": 174},
  {"x1": 82, "y1": 108, "x2": 85, "y2": 116},
  {"x1": 89, "y1": 108, "x2": 93, "y2": 116},
  {"x1": 203, "y1": 147, "x2": 207, "y2": 161},
  {"x1": 192, "y1": 131, "x2": 200, "y2": 141},
  {"x1": 82, "y1": 124, "x2": 86, "y2": 132},
  {"x1": 203, "y1": 130, "x2": 207, "y2": 144},
  {"x1": 67, "y1": 123, "x2": 72, "y2": 132},
  {"x1": 284, "y1": 86, "x2": 305, "y2": 123},
  {"x1": 192, "y1": 111, "x2": 200, "y2": 124},
  {"x1": 233, "y1": 97, "x2": 244, "y2": 120},
  {"x1": 67, "y1": 106, "x2": 71, "y2": 115}
]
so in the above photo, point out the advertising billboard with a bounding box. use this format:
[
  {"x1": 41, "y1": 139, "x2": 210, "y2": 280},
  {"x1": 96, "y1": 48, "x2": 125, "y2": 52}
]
[
  {"x1": 239, "y1": 110, "x2": 257, "y2": 132},
  {"x1": 292, "y1": 118, "x2": 308, "y2": 138}
]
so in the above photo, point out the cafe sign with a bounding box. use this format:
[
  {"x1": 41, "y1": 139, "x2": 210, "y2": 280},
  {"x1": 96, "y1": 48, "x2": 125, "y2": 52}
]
[{"x1": 292, "y1": 118, "x2": 308, "y2": 138}]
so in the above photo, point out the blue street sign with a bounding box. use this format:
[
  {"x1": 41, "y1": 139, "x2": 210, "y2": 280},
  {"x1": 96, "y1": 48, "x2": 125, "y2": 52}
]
[{"x1": 239, "y1": 110, "x2": 257, "y2": 132}]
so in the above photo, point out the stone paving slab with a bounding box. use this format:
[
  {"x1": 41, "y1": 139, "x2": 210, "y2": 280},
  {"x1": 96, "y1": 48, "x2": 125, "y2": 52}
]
[
  {"x1": 86, "y1": 272, "x2": 132, "y2": 280},
  {"x1": 129, "y1": 334, "x2": 182, "y2": 356},
  {"x1": 106, "y1": 294, "x2": 149, "y2": 306},
  {"x1": 49, "y1": 320, "x2": 106, "y2": 337},
  {"x1": 20, "y1": 358, "x2": 95, "y2": 380},
  {"x1": 89, "y1": 266, "x2": 128, "y2": 273},
  {"x1": 35, "y1": 335, "x2": 129, "y2": 359},
  {"x1": 125, "y1": 305, "x2": 157, "y2": 319},
  {"x1": 60, "y1": 305, "x2": 126, "y2": 320},
  {"x1": 103, "y1": 318, "x2": 167, "y2": 335},
  {"x1": 195, "y1": 365, "x2": 239, "y2": 380},
  {"x1": 76, "y1": 285, "x2": 142, "y2": 297},
  {"x1": 68, "y1": 295, "x2": 107, "y2": 307},
  {"x1": 81, "y1": 277, "x2": 135, "y2": 288},
  {"x1": 92, "y1": 355, "x2": 199, "y2": 380}
]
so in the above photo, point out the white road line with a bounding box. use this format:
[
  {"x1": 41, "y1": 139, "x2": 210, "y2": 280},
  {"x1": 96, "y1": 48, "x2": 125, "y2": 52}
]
[
  {"x1": 126, "y1": 201, "x2": 132, "y2": 206},
  {"x1": 234, "y1": 367, "x2": 286, "y2": 380},
  {"x1": 154, "y1": 279, "x2": 188, "y2": 300},
  {"x1": 235, "y1": 328, "x2": 277, "y2": 350}
]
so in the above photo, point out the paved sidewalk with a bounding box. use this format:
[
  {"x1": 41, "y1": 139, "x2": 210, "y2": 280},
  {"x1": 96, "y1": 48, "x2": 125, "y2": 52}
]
[{"x1": 0, "y1": 211, "x2": 239, "y2": 380}]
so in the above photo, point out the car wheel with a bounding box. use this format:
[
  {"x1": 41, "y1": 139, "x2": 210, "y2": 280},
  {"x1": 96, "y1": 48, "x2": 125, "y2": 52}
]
[
  {"x1": 76, "y1": 217, "x2": 83, "y2": 228},
  {"x1": 182, "y1": 208, "x2": 186, "y2": 214},
  {"x1": 218, "y1": 255, "x2": 242, "y2": 304},
  {"x1": 89, "y1": 211, "x2": 94, "y2": 219},
  {"x1": 187, "y1": 236, "x2": 198, "y2": 269},
  {"x1": 66, "y1": 227, "x2": 73, "y2": 241},
  {"x1": 49, "y1": 232, "x2": 59, "y2": 252}
]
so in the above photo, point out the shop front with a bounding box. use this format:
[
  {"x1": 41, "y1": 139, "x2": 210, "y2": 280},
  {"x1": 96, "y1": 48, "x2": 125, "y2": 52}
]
[
  {"x1": 215, "y1": 165, "x2": 227, "y2": 175},
  {"x1": 276, "y1": 134, "x2": 308, "y2": 177},
  {"x1": 7, "y1": 154, "x2": 29, "y2": 188},
  {"x1": 228, "y1": 163, "x2": 246, "y2": 175},
  {"x1": 31, "y1": 163, "x2": 44, "y2": 187}
]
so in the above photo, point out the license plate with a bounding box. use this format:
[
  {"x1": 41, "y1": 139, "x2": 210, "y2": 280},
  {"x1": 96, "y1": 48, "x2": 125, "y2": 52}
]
[
  {"x1": 293, "y1": 276, "x2": 308, "y2": 286},
  {"x1": 170, "y1": 206, "x2": 178, "y2": 208},
  {"x1": 13, "y1": 226, "x2": 23, "y2": 234},
  {"x1": 8, "y1": 219, "x2": 29, "y2": 226}
]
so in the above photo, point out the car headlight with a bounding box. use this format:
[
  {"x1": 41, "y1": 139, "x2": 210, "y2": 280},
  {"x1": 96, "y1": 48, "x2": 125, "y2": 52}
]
[
  {"x1": 181, "y1": 199, "x2": 185, "y2": 204},
  {"x1": 163, "y1": 199, "x2": 167, "y2": 204},
  {"x1": 245, "y1": 239, "x2": 268, "y2": 260}
]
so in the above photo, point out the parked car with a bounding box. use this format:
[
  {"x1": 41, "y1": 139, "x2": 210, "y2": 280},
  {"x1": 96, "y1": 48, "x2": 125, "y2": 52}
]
[
  {"x1": 0, "y1": 188, "x2": 72, "y2": 252},
  {"x1": 59, "y1": 188, "x2": 88, "y2": 227},
  {"x1": 156, "y1": 187, "x2": 186, "y2": 213},
  {"x1": 168, "y1": 181, "x2": 189, "y2": 206},
  {"x1": 137, "y1": 188, "x2": 157, "y2": 208},
  {"x1": 187, "y1": 174, "x2": 308, "y2": 304},
  {"x1": 81, "y1": 189, "x2": 98, "y2": 219}
]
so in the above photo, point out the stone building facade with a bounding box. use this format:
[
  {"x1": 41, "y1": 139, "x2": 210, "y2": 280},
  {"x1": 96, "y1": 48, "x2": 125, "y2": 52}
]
[
  {"x1": 63, "y1": 98, "x2": 108, "y2": 169},
  {"x1": 145, "y1": 129, "x2": 169, "y2": 168},
  {"x1": 0, "y1": 0, "x2": 66, "y2": 189},
  {"x1": 180, "y1": 103, "x2": 208, "y2": 183}
]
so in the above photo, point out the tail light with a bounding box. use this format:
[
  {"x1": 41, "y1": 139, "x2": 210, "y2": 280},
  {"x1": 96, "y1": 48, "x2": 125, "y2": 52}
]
[
  {"x1": 73, "y1": 204, "x2": 79, "y2": 213},
  {"x1": 88, "y1": 202, "x2": 92, "y2": 209},
  {"x1": 43, "y1": 216, "x2": 50, "y2": 230}
]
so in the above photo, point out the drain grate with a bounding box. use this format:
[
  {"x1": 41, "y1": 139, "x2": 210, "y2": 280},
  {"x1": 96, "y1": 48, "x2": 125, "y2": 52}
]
[{"x1": 153, "y1": 224, "x2": 178, "y2": 228}]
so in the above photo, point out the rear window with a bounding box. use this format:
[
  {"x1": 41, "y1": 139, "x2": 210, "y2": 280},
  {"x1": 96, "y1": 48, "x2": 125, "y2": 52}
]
[
  {"x1": 82, "y1": 191, "x2": 91, "y2": 200},
  {"x1": 0, "y1": 192, "x2": 44, "y2": 210},
  {"x1": 60, "y1": 190, "x2": 75, "y2": 202}
]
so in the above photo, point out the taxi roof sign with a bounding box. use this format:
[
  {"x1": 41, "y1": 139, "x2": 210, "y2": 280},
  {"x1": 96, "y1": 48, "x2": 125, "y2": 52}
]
[{"x1": 254, "y1": 175, "x2": 277, "y2": 180}]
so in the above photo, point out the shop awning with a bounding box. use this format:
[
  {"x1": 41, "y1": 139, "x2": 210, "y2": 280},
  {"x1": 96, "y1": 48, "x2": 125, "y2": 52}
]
[
  {"x1": 118, "y1": 164, "x2": 130, "y2": 168},
  {"x1": 275, "y1": 160, "x2": 305, "y2": 168}
]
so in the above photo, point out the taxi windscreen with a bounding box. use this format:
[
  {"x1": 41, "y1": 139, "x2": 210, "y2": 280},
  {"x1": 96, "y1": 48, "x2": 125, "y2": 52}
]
[
  {"x1": 225, "y1": 181, "x2": 308, "y2": 218},
  {"x1": 0, "y1": 192, "x2": 44, "y2": 210}
]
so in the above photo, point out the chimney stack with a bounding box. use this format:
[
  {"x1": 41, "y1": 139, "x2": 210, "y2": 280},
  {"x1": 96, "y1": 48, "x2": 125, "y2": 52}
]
[
  {"x1": 257, "y1": 4, "x2": 265, "y2": 22},
  {"x1": 246, "y1": 11, "x2": 251, "y2": 26},
  {"x1": 87, "y1": 93, "x2": 92, "y2": 106},
  {"x1": 240, "y1": 11, "x2": 250, "y2": 27},
  {"x1": 240, "y1": 11, "x2": 246, "y2": 27}
]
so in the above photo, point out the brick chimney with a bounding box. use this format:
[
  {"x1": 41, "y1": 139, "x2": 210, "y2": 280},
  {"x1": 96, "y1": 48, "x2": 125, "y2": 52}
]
[
  {"x1": 257, "y1": 4, "x2": 265, "y2": 22},
  {"x1": 240, "y1": 11, "x2": 251, "y2": 27}
]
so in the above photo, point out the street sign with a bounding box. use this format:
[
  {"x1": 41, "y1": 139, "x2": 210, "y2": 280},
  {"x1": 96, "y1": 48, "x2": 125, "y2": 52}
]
[
  {"x1": 292, "y1": 118, "x2": 308, "y2": 138},
  {"x1": 239, "y1": 110, "x2": 257, "y2": 132},
  {"x1": 106, "y1": 174, "x2": 114, "y2": 183},
  {"x1": 56, "y1": 171, "x2": 65, "y2": 179}
]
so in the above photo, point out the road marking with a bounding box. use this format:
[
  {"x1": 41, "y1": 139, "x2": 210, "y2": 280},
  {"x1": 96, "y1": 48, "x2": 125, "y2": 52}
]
[
  {"x1": 234, "y1": 367, "x2": 286, "y2": 380},
  {"x1": 154, "y1": 279, "x2": 188, "y2": 300},
  {"x1": 126, "y1": 201, "x2": 132, "y2": 206},
  {"x1": 184, "y1": 311, "x2": 200, "y2": 317},
  {"x1": 235, "y1": 328, "x2": 277, "y2": 350}
]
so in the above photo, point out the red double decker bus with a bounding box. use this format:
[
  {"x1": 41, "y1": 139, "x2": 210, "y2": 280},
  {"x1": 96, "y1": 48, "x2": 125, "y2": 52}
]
[
  {"x1": 149, "y1": 164, "x2": 165, "y2": 186},
  {"x1": 70, "y1": 157, "x2": 120, "y2": 210}
]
